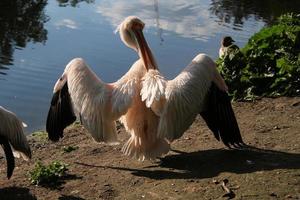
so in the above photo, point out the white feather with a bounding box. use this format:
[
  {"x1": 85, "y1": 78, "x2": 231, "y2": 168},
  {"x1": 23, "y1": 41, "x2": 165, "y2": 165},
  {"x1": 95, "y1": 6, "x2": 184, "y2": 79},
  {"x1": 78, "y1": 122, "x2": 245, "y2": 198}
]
[{"x1": 140, "y1": 69, "x2": 166, "y2": 108}]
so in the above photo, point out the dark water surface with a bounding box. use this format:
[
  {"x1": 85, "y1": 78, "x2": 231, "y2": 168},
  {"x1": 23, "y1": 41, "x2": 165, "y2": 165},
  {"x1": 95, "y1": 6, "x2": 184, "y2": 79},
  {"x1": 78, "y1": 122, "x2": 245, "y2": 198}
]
[{"x1": 0, "y1": 0, "x2": 299, "y2": 133}]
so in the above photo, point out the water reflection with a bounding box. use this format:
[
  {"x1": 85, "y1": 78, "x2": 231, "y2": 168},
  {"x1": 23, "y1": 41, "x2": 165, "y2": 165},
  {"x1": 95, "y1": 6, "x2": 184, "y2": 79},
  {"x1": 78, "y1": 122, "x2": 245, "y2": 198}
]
[
  {"x1": 56, "y1": 0, "x2": 95, "y2": 7},
  {"x1": 210, "y1": 0, "x2": 300, "y2": 26},
  {"x1": 96, "y1": 0, "x2": 220, "y2": 41},
  {"x1": 0, "y1": 0, "x2": 48, "y2": 72},
  {"x1": 153, "y1": 0, "x2": 164, "y2": 44},
  {"x1": 97, "y1": 0, "x2": 300, "y2": 41}
]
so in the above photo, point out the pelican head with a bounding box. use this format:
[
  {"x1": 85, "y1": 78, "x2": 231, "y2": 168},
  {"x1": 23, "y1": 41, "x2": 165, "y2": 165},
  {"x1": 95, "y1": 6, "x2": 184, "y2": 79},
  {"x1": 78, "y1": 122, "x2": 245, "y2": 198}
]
[{"x1": 116, "y1": 16, "x2": 157, "y2": 70}]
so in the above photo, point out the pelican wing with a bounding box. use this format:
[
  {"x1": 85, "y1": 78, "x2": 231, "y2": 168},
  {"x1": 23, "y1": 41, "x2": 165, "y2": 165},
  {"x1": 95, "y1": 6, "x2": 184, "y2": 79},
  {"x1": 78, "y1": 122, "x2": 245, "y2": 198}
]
[
  {"x1": 46, "y1": 83, "x2": 76, "y2": 141},
  {"x1": 47, "y1": 58, "x2": 136, "y2": 144},
  {"x1": 155, "y1": 54, "x2": 215, "y2": 141},
  {"x1": 200, "y1": 83, "x2": 244, "y2": 147},
  {"x1": 0, "y1": 106, "x2": 31, "y2": 161}
]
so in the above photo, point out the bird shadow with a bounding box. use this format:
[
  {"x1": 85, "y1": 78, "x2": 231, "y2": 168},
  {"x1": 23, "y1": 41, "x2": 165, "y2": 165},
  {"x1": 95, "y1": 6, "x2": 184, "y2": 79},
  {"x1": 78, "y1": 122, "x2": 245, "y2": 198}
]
[
  {"x1": 37, "y1": 174, "x2": 83, "y2": 190},
  {"x1": 0, "y1": 187, "x2": 37, "y2": 200},
  {"x1": 76, "y1": 146, "x2": 300, "y2": 180}
]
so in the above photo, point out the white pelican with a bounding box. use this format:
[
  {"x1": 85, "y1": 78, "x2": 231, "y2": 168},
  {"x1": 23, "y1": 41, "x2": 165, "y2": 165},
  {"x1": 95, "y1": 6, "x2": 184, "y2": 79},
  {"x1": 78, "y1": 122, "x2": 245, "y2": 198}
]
[
  {"x1": 46, "y1": 16, "x2": 244, "y2": 161},
  {"x1": 46, "y1": 16, "x2": 169, "y2": 160},
  {"x1": 219, "y1": 36, "x2": 239, "y2": 58},
  {"x1": 0, "y1": 106, "x2": 31, "y2": 179}
]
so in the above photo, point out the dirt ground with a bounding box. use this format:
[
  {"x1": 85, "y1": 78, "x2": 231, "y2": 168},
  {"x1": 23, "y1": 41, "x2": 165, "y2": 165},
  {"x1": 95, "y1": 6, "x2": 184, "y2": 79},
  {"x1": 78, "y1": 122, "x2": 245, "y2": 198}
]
[{"x1": 0, "y1": 97, "x2": 300, "y2": 200}]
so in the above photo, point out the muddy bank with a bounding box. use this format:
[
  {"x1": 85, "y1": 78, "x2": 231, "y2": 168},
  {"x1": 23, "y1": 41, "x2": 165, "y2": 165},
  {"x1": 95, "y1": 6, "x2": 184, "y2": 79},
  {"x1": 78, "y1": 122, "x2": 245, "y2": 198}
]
[{"x1": 0, "y1": 97, "x2": 300, "y2": 199}]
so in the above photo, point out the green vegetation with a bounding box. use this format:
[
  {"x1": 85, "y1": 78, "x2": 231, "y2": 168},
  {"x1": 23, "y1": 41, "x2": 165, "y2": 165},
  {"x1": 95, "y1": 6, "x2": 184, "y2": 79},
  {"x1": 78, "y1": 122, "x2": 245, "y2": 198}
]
[
  {"x1": 71, "y1": 121, "x2": 81, "y2": 128},
  {"x1": 62, "y1": 145, "x2": 79, "y2": 153},
  {"x1": 217, "y1": 13, "x2": 300, "y2": 100},
  {"x1": 31, "y1": 130, "x2": 48, "y2": 142},
  {"x1": 29, "y1": 161, "x2": 68, "y2": 186}
]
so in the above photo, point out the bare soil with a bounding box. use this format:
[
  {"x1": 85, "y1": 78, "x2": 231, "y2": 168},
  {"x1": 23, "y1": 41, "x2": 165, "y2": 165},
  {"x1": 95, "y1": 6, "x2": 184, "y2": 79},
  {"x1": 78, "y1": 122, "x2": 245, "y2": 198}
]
[{"x1": 0, "y1": 97, "x2": 300, "y2": 200}]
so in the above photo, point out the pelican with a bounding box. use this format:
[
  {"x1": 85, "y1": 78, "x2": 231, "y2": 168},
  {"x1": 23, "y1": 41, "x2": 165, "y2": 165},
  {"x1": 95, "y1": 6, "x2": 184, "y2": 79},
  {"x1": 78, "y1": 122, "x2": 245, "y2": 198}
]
[
  {"x1": 46, "y1": 16, "x2": 244, "y2": 161},
  {"x1": 0, "y1": 106, "x2": 31, "y2": 179},
  {"x1": 46, "y1": 16, "x2": 169, "y2": 160}
]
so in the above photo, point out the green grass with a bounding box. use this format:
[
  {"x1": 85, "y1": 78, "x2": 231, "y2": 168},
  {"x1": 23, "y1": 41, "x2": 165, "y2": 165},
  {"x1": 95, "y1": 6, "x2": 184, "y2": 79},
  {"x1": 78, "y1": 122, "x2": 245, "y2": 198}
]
[
  {"x1": 29, "y1": 161, "x2": 68, "y2": 186},
  {"x1": 31, "y1": 130, "x2": 48, "y2": 142},
  {"x1": 62, "y1": 145, "x2": 79, "y2": 153}
]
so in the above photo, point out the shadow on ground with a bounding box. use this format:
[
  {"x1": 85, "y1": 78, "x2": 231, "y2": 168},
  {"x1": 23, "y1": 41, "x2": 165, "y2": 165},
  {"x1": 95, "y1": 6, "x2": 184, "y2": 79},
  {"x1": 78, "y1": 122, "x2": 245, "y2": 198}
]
[
  {"x1": 0, "y1": 187, "x2": 37, "y2": 200},
  {"x1": 58, "y1": 194, "x2": 85, "y2": 200},
  {"x1": 76, "y1": 146, "x2": 300, "y2": 180},
  {"x1": 38, "y1": 174, "x2": 83, "y2": 190}
]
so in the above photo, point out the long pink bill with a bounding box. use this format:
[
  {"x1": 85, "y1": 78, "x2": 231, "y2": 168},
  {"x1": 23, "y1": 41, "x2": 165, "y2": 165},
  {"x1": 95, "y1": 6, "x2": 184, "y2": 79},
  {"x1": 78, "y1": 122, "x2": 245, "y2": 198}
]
[{"x1": 133, "y1": 29, "x2": 157, "y2": 71}]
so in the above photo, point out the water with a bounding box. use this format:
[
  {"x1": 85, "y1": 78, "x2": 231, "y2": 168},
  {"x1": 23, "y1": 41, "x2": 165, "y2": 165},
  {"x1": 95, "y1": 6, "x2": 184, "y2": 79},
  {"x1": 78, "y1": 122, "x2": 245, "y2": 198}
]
[{"x1": 0, "y1": 0, "x2": 299, "y2": 133}]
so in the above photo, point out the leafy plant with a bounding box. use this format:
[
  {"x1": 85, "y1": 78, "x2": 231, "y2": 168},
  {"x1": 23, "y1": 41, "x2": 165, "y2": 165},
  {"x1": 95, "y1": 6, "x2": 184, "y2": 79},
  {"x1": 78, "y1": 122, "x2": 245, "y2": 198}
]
[
  {"x1": 62, "y1": 145, "x2": 79, "y2": 153},
  {"x1": 217, "y1": 47, "x2": 249, "y2": 100},
  {"x1": 217, "y1": 13, "x2": 300, "y2": 100},
  {"x1": 29, "y1": 161, "x2": 68, "y2": 186}
]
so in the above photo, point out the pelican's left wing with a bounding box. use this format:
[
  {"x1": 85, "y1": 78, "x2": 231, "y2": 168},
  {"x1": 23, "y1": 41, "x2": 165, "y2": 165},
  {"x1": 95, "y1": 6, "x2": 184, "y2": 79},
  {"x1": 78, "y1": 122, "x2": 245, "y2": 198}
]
[
  {"x1": 141, "y1": 54, "x2": 215, "y2": 142},
  {"x1": 46, "y1": 83, "x2": 76, "y2": 141}
]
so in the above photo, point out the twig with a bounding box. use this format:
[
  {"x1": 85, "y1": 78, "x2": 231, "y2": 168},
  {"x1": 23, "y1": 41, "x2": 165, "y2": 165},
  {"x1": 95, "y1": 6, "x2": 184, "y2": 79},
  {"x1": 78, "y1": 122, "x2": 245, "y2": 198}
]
[{"x1": 221, "y1": 179, "x2": 235, "y2": 199}]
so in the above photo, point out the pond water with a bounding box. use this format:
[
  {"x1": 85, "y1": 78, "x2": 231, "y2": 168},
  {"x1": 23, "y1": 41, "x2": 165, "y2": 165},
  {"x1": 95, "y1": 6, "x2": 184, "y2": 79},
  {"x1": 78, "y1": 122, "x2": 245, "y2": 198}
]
[{"x1": 0, "y1": 0, "x2": 299, "y2": 133}]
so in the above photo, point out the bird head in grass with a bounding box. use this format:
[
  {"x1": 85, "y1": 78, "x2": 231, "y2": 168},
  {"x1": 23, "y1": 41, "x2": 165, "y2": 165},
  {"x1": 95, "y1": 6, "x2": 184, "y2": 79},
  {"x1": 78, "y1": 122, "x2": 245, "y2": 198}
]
[{"x1": 221, "y1": 36, "x2": 235, "y2": 47}]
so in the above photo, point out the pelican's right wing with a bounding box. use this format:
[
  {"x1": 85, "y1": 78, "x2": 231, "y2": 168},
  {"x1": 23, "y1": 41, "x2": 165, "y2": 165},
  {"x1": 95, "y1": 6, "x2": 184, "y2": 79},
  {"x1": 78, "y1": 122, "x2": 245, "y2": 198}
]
[{"x1": 46, "y1": 58, "x2": 137, "y2": 144}]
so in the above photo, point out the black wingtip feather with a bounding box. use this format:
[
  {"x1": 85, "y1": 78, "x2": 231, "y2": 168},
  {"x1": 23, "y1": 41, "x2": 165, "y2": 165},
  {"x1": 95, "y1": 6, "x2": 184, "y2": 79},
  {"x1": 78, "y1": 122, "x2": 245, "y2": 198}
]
[
  {"x1": 200, "y1": 83, "x2": 244, "y2": 147},
  {"x1": 0, "y1": 136, "x2": 15, "y2": 179},
  {"x1": 46, "y1": 82, "x2": 76, "y2": 142}
]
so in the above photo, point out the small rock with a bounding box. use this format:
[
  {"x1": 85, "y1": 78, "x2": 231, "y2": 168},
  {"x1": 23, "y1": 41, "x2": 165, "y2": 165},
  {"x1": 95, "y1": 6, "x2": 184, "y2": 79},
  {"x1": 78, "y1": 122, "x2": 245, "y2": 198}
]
[
  {"x1": 71, "y1": 190, "x2": 80, "y2": 194},
  {"x1": 291, "y1": 101, "x2": 300, "y2": 107},
  {"x1": 285, "y1": 194, "x2": 293, "y2": 199},
  {"x1": 246, "y1": 160, "x2": 254, "y2": 165},
  {"x1": 270, "y1": 192, "x2": 277, "y2": 197},
  {"x1": 223, "y1": 179, "x2": 229, "y2": 184}
]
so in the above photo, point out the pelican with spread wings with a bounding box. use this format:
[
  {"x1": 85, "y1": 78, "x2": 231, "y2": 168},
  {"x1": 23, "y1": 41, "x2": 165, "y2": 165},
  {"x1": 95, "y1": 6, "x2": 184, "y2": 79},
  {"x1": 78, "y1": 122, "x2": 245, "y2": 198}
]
[{"x1": 46, "y1": 16, "x2": 244, "y2": 161}]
